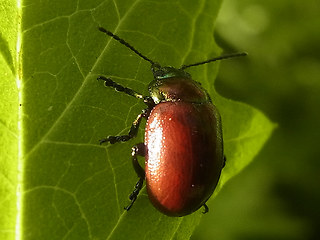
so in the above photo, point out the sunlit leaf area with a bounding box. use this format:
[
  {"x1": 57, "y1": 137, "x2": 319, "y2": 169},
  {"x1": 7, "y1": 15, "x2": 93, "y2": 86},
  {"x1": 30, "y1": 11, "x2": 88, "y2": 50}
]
[{"x1": 1, "y1": 0, "x2": 318, "y2": 239}]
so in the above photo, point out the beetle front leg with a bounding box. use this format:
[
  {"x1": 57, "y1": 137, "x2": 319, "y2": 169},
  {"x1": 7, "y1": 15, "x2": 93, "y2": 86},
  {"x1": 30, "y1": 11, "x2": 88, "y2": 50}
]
[
  {"x1": 98, "y1": 76, "x2": 145, "y2": 100},
  {"x1": 98, "y1": 76, "x2": 155, "y2": 107},
  {"x1": 100, "y1": 110, "x2": 148, "y2": 144},
  {"x1": 124, "y1": 143, "x2": 145, "y2": 211}
]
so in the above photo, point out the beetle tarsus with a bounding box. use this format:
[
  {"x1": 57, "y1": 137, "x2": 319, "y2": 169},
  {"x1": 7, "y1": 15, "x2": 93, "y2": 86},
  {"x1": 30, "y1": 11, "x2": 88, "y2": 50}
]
[
  {"x1": 202, "y1": 203, "x2": 209, "y2": 214},
  {"x1": 99, "y1": 135, "x2": 130, "y2": 144},
  {"x1": 124, "y1": 177, "x2": 144, "y2": 211}
]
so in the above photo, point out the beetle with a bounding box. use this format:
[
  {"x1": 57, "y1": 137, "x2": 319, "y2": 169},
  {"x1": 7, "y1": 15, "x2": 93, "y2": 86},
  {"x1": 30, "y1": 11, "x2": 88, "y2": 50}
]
[{"x1": 98, "y1": 27, "x2": 246, "y2": 217}]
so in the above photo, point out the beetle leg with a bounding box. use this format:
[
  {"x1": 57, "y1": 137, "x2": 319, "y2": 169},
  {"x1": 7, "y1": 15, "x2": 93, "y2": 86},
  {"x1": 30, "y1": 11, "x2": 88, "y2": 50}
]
[
  {"x1": 131, "y1": 143, "x2": 145, "y2": 178},
  {"x1": 98, "y1": 76, "x2": 155, "y2": 107},
  {"x1": 97, "y1": 76, "x2": 150, "y2": 101},
  {"x1": 124, "y1": 143, "x2": 146, "y2": 211},
  {"x1": 100, "y1": 109, "x2": 148, "y2": 144},
  {"x1": 222, "y1": 155, "x2": 226, "y2": 168},
  {"x1": 202, "y1": 203, "x2": 209, "y2": 214}
]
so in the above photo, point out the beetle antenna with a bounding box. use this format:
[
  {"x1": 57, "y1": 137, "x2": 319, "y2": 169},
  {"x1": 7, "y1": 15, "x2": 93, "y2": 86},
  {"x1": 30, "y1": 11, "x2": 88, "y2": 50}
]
[
  {"x1": 180, "y1": 52, "x2": 247, "y2": 70},
  {"x1": 99, "y1": 27, "x2": 156, "y2": 66}
]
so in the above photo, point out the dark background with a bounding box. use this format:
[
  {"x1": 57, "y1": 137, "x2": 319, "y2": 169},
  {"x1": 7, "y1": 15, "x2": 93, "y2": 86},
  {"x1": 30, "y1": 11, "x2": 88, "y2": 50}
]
[{"x1": 192, "y1": 0, "x2": 320, "y2": 239}]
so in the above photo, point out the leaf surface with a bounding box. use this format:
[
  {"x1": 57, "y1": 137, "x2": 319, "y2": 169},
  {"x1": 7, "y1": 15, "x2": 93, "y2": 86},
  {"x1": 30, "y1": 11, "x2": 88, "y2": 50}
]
[
  {"x1": 0, "y1": 0, "x2": 18, "y2": 239},
  {"x1": 0, "y1": 0, "x2": 274, "y2": 239}
]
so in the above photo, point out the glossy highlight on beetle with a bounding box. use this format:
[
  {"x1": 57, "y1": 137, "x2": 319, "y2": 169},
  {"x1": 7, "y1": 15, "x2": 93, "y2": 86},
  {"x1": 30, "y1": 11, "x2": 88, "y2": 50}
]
[{"x1": 97, "y1": 27, "x2": 246, "y2": 217}]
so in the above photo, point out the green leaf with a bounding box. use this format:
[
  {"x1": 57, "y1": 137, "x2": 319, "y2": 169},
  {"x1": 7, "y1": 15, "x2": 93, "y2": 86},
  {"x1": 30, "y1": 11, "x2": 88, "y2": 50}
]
[
  {"x1": 0, "y1": 0, "x2": 275, "y2": 239},
  {"x1": 0, "y1": 0, "x2": 19, "y2": 240}
]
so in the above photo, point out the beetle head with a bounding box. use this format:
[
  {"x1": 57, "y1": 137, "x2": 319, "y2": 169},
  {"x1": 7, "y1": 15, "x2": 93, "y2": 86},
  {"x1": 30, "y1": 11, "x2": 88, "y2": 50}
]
[
  {"x1": 151, "y1": 64, "x2": 191, "y2": 80},
  {"x1": 148, "y1": 64, "x2": 210, "y2": 104}
]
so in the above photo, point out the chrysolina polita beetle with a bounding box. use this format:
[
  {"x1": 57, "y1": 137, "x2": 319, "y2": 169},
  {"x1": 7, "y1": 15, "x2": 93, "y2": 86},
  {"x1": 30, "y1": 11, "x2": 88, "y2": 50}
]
[{"x1": 98, "y1": 27, "x2": 246, "y2": 217}]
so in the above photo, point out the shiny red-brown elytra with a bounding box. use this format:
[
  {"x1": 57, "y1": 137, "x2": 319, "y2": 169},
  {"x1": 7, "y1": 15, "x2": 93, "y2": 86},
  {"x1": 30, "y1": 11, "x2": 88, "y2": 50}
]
[
  {"x1": 98, "y1": 26, "x2": 245, "y2": 217},
  {"x1": 145, "y1": 76, "x2": 224, "y2": 216}
]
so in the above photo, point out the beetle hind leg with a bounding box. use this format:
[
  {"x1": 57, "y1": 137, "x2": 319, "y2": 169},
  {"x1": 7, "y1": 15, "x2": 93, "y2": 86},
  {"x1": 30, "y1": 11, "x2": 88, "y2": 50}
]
[
  {"x1": 202, "y1": 203, "x2": 209, "y2": 214},
  {"x1": 124, "y1": 143, "x2": 146, "y2": 211},
  {"x1": 222, "y1": 155, "x2": 226, "y2": 168},
  {"x1": 124, "y1": 178, "x2": 144, "y2": 211}
]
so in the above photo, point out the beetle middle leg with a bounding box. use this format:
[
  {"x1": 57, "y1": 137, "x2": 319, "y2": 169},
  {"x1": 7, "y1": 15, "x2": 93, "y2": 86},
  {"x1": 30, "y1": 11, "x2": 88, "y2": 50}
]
[
  {"x1": 124, "y1": 143, "x2": 145, "y2": 211},
  {"x1": 99, "y1": 109, "x2": 148, "y2": 144}
]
